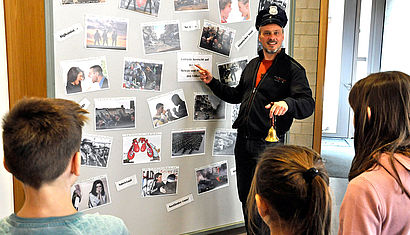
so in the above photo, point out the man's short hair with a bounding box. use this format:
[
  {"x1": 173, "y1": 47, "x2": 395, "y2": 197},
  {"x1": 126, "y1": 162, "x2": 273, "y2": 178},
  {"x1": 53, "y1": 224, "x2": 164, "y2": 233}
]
[
  {"x1": 156, "y1": 103, "x2": 164, "y2": 110},
  {"x1": 219, "y1": 0, "x2": 232, "y2": 10},
  {"x1": 90, "y1": 65, "x2": 103, "y2": 77},
  {"x1": 2, "y1": 98, "x2": 88, "y2": 189}
]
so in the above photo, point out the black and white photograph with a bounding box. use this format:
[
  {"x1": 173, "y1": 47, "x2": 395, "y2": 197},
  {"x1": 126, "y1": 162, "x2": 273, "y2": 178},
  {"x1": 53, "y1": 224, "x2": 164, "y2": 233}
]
[
  {"x1": 231, "y1": 103, "x2": 240, "y2": 126},
  {"x1": 193, "y1": 93, "x2": 226, "y2": 121},
  {"x1": 85, "y1": 15, "x2": 128, "y2": 50},
  {"x1": 212, "y1": 129, "x2": 237, "y2": 156},
  {"x1": 62, "y1": 0, "x2": 106, "y2": 4},
  {"x1": 60, "y1": 57, "x2": 109, "y2": 95},
  {"x1": 199, "y1": 20, "x2": 236, "y2": 57},
  {"x1": 174, "y1": 0, "x2": 208, "y2": 12},
  {"x1": 122, "y1": 57, "x2": 163, "y2": 91},
  {"x1": 80, "y1": 134, "x2": 113, "y2": 168},
  {"x1": 171, "y1": 129, "x2": 205, "y2": 157},
  {"x1": 141, "y1": 21, "x2": 181, "y2": 55},
  {"x1": 196, "y1": 161, "x2": 228, "y2": 195},
  {"x1": 70, "y1": 175, "x2": 111, "y2": 211},
  {"x1": 147, "y1": 89, "x2": 188, "y2": 128},
  {"x1": 217, "y1": 57, "x2": 248, "y2": 87},
  {"x1": 119, "y1": 0, "x2": 161, "y2": 17},
  {"x1": 123, "y1": 133, "x2": 161, "y2": 165},
  {"x1": 218, "y1": 0, "x2": 251, "y2": 23},
  {"x1": 95, "y1": 97, "x2": 136, "y2": 131},
  {"x1": 141, "y1": 166, "x2": 179, "y2": 197},
  {"x1": 177, "y1": 52, "x2": 212, "y2": 82}
]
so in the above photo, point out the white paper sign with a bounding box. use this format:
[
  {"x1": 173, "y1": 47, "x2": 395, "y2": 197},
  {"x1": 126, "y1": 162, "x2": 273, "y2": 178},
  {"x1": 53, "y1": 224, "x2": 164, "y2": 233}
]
[
  {"x1": 55, "y1": 23, "x2": 82, "y2": 42},
  {"x1": 235, "y1": 26, "x2": 257, "y2": 50},
  {"x1": 166, "y1": 194, "x2": 194, "y2": 212},
  {"x1": 177, "y1": 52, "x2": 212, "y2": 82},
  {"x1": 79, "y1": 98, "x2": 91, "y2": 110},
  {"x1": 181, "y1": 20, "x2": 200, "y2": 31},
  {"x1": 115, "y1": 175, "x2": 137, "y2": 191}
]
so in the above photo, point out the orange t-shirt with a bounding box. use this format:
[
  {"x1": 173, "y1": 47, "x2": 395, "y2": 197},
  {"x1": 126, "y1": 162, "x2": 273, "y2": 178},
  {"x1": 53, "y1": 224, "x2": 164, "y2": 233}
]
[{"x1": 255, "y1": 59, "x2": 273, "y2": 87}]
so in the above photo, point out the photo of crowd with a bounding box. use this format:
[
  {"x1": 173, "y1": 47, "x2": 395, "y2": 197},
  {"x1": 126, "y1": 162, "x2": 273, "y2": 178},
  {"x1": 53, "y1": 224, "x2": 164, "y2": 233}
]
[
  {"x1": 193, "y1": 94, "x2": 225, "y2": 121},
  {"x1": 141, "y1": 166, "x2": 179, "y2": 197},
  {"x1": 95, "y1": 97, "x2": 136, "y2": 131},
  {"x1": 174, "y1": 0, "x2": 208, "y2": 12},
  {"x1": 85, "y1": 15, "x2": 128, "y2": 50},
  {"x1": 141, "y1": 21, "x2": 181, "y2": 54},
  {"x1": 80, "y1": 134, "x2": 113, "y2": 168},
  {"x1": 196, "y1": 161, "x2": 228, "y2": 195},
  {"x1": 119, "y1": 0, "x2": 161, "y2": 17},
  {"x1": 199, "y1": 20, "x2": 235, "y2": 57},
  {"x1": 171, "y1": 129, "x2": 205, "y2": 157},
  {"x1": 217, "y1": 57, "x2": 248, "y2": 87},
  {"x1": 123, "y1": 58, "x2": 163, "y2": 91},
  {"x1": 212, "y1": 129, "x2": 237, "y2": 156}
]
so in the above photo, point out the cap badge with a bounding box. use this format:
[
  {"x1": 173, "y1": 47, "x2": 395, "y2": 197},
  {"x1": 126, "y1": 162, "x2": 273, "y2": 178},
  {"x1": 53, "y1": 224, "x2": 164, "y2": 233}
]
[{"x1": 269, "y1": 6, "x2": 278, "y2": 15}]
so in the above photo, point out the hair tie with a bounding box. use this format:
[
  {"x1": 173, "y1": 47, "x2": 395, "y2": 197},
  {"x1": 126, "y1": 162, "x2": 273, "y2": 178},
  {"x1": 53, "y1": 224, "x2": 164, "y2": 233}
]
[{"x1": 303, "y1": 167, "x2": 319, "y2": 183}]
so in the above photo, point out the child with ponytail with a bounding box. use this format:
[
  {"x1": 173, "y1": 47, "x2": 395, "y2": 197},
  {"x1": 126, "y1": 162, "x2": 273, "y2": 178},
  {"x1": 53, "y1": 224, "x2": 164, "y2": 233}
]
[{"x1": 247, "y1": 145, "x2": 332, "y2": 235}]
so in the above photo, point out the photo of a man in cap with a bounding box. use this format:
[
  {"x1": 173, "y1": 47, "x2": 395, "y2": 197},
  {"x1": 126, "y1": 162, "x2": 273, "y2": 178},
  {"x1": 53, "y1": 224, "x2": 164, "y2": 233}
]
[{"x1": 196, "y1": 3, "x2": 314, "y2": 234}]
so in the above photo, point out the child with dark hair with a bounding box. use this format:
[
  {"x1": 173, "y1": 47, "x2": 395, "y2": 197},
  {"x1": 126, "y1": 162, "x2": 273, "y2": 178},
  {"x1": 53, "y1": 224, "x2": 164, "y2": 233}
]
[
  {"x1": 0, "y1": 97, "x2": 128, "y2": 234},
  {"x1": 247, "y1": 145, "x2": 332, "y2": 235},
  {"x1": 339, "y1": 71, "x2": 410, "y2": 234}
]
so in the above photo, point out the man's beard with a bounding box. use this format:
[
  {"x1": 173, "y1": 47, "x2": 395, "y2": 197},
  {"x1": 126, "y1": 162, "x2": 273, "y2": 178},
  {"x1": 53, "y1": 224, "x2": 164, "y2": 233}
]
[{"x1": 263, "y1": 40, "x2": 281, "y2": 54}]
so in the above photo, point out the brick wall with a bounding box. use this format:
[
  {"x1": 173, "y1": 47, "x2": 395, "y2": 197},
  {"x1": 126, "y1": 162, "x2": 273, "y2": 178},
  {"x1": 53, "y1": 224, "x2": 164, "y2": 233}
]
[{"x1": 287, "y1": 0, "x2": 320, "y2": 147}]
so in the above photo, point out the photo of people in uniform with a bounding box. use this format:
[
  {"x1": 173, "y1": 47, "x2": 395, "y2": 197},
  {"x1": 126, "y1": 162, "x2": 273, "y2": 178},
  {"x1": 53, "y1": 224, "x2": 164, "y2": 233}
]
[
  {"x1": 217, "y1": 57, "x2": 248, "y2": 87},
  {"x1": 70, "y1": 175, "x2": 111, "y2": 211},
  {"x1": 199, "y1": 20, "x2": 236, "y2": 57},
  {"x1": 147, "y1": 89, "x2": 188, "y2": 128},
  {"x1": 141, "y1": 166, "x2": 179, "y2": 197},
  {"x1": 80, "y1": 134, "x2": 113, "y2": 168},
  {"x1": 141, "y1": 21, "x2": 181, "y2": 55},
  {"x1": 94, "y1": 97, "x2": 136, "y2": 131},
  {"x1": 193, "y1": 93, "x2": 226, "y2": 121},
  {"x1": 171, "y1": 129, "x2": 205, "y2": 157},
  {"x1": 122, "y1": 133, "x2": 161, "y2": 165},
  {"x1": 212, "y1": 129, "x2": 237, "y2": 156},
  {"x1": 85, "y1": 15, "x2": 128, "y2": 50},
  {"x1": 196, "y1": 161, "x2": 228, "y2": 195},
  {"x1": 174, "y1": 0, "x2": 208, "y2": 12},
  {"x1": 119, "y1": 0, "x2": 161, "y2": 17},
  {"x1": 122, "y1": 57, "x2": 163, "y2": 91},
  {"x1": 60, "y1": 57, "x2": 110, "y2": 95}
]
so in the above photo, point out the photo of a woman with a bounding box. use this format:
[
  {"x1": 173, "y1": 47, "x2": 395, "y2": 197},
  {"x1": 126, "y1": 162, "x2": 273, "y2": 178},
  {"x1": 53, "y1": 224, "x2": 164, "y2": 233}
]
[
  {"x1": 66, "y1": 67, "x2": 84, "y2": 94},
  {"x1": 88, "y1": 179, "x2": 107, "y2": 208}
]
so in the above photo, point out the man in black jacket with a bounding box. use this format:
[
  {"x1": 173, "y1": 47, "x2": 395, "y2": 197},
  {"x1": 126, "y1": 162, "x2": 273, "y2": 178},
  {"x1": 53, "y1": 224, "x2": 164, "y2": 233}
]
[{"x1": 196, "y1": 4, "x2": 314, "y2": 234}]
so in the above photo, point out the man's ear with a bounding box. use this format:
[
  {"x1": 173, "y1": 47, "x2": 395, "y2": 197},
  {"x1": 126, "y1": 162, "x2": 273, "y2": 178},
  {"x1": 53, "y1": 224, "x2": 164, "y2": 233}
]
[
  {"x1": 255, "y1": 194, "x2": 269, "y2": 217},
  {"x1": 71, "y1": 152, "x2": 81, "y2": 176},
  {"x1": 3, "y1": 158, "x2": 10, "y2": 173}
]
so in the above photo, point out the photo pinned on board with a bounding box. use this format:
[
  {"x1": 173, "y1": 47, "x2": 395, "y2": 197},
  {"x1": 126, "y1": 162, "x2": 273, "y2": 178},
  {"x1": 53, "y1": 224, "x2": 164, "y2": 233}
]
[
  {"x1": 171, "y1": 129, "x2": 206, "y2": 158},
  {"x1": 119, "y1": 0, "x2": 161, "y2": 17},
  {"x1": 174, "y1": 0, "x2": 209, "y2": 12},
  {"x1": 217, "y1": 57, "x2": 248, "y2": 87},
  {"x1": 147, "y1": 89, "x2": 188, "y2": 128},
  {"x1": 195, "y1": 161, "x2": 229, "y2": 195},
  {"x1": 123, "y1": 133, "x2": 161, "y2": 165},
  {"x1": 141, "y1": 20, "x2": 181, "y2": 55},
  {"x1": 94, "y1": 97, "x2": 136, "y2": 131},
  {"x1": 80, "y1": 134, "x2": 113, "y2": 168},
  {"x1": 122, "y1": 57, "x2": 163, "y2": 91},
  {"x1": 141, "y1": 166, "x2": 179, "y2": 197},
  {"x1": 85, "y1": 15, "x2": 128, "y2": 50},
  {"x1": 62, "y1": 0, "x2": 106, "y2": 5},
  {"x1": 70, "y1": 175, "x2": 111, "y2": 211},
  {"x1": 60, "y1": 56, "x2": 109, "y2": 95},
  {"x1": 193, "y1": 93, "x2": 226, "y2": 121},
  {"x1": 218, "y1": 0, "x2": 251, "y2": 23},
  {"x1": 212, "y1": 129, "x2": 237, "y2": 156},
  {"x1": 199, "y1": 20, "x2": 236, "y2": 57}
]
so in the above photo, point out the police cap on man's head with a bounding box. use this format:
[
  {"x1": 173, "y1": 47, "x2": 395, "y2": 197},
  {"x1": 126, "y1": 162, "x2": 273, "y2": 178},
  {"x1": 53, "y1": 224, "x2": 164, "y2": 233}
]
[{"x1": 255, "y1": 3, "x2": 288, "y2": 30}]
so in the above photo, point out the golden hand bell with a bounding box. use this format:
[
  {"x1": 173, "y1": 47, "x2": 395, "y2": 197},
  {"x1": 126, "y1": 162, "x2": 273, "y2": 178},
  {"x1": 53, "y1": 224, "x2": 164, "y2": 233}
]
[{"x1": 265, "y1": 115, "x2": 279, "y2": 142}]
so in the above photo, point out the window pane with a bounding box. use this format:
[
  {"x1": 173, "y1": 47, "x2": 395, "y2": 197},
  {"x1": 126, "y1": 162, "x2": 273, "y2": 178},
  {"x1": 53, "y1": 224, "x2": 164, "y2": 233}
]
[{"x1": 381, "y1": 0, "x2": 410, "y2": 74}]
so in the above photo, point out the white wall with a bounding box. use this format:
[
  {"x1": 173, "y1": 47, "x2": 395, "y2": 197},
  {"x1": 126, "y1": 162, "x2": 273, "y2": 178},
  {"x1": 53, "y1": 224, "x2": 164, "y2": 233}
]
[{"x1": 0, "y1": 0, "x2": 14, "y2": 218}]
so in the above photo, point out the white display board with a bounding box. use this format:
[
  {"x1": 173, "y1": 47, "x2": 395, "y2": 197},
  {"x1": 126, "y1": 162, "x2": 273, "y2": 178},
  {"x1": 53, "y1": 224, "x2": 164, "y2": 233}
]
[{"x1": 51, "y1": 0, "x2": 290, "y2": 234}]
